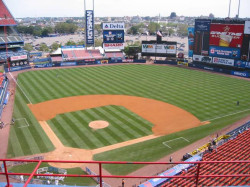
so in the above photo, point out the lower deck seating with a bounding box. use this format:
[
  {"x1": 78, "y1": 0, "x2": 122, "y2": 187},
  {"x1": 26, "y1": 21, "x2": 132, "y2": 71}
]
[{"x1": 163, "y1": 130, "x2": 250, "y2": 187}]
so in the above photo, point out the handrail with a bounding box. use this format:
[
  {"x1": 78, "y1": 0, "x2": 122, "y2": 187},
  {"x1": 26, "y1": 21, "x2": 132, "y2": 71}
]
[{"x1": 0, "y1": 159, "x2": 249, "y2": 187}]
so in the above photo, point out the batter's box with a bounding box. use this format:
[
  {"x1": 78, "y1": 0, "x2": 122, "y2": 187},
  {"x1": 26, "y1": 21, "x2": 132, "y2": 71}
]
[
  {"x1": 162, "y1": 137, "x2": 190, "y2": 149},
  {"x1": 15, "y1": 118, "x2": 30, "y2": 128}
]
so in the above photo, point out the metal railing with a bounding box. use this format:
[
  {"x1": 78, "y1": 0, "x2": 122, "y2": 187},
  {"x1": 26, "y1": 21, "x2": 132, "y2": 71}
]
[{"x1": 0, "y1": 159, "x2": 249, "y2": 187}]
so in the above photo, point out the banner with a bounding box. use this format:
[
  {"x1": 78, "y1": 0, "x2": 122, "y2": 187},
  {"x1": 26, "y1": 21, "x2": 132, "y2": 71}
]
[
  {"x1": 195, "y1": 19, "x2": 211, "y2": 31},
  {"x1": 231, "y1": 71, "x2": 249, "y2": 78},
  {"x1": 142, "y1": 44, "x2": 176, "y2": 54},
  {"x1": 209, "y1": 46, "x2": 241, "y2": 59},
  {"x1": 244, "y1": 21, "x2": 250, "y2": 34},
  {"x1": 11, "y1": 61, "x2": 29, "y2": 67},
  {"x1": 188, "y1": 27, "x2": 194, "y2": 57},
  {"x1": 209, "y1": 24, "x2": 244, "y2": 48},
  {"x1": 212, "y1": 57, "x2": 234, "y2": 66},
  {"x1": 193, "y1": 55, "x2": 212, "y2": 63},
  {"x1": 235, "y1": 60, "x2": 250, "y2": 69},
  {"x1": 10, "y1": 55, "x2": 27, "y2": 61},
  {"x1": 139, "y1": 155, "x2": 202, "y2": 187},
  {"x1": 102, "y1": 22, "x2": 125, "y2": 30},
  {"x1": 85, "y1": 10, "x2": 94, "y2": 44},
  {"x1": 103, "y1": 43, "x2": 124, "y2": 50},
  {"x1": 103, "y1": 30, "x2": 124, "y2": 43}
]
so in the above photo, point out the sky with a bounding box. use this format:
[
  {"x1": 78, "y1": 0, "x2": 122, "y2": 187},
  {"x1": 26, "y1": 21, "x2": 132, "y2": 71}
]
[{"x1": 4, "y1": 0, "x2": 250, "y2": 18}]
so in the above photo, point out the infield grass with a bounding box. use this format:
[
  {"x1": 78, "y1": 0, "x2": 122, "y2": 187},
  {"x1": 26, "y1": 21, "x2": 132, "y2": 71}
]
[{"x1": 8, "y1": 64, "x2": 250, "y2": 173}]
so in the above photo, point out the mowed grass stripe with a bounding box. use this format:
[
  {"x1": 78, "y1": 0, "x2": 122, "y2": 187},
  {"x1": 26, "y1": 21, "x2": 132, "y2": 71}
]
[
  {"x1": 112, "y1": 105, "x2": 153, "y2": 134},
  {"x1": 83, "y1": 109, "x2": 115, "y2": 146},
  {"x1": 11, "y1": 91, "x2": 53, "y2": 154},
  {"x1": 49, "y1": 117, "x2": 79, "y2": 147},
  {"x1": 93, "y1": 107, "x2": 135, "y2": 142},
  {"x1": 67, "y1": 112, "x2": 98, "y2": 149},
  {"x1": 72, "y1": 111, "x2": 106, "y2": 148},
  {"x1": 90, "y1": 108, "x2": 127, "y2": 143}
]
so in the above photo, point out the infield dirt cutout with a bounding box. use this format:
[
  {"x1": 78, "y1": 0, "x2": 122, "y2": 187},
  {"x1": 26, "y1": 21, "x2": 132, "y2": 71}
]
[{"x1": 29, "y1": 95, "x2": 203, "y2": 168}]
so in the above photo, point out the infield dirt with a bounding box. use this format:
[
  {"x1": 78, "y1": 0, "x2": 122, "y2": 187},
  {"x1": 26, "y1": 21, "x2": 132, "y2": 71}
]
[{"x1": 28, "y1": 95, "x2": 202, "y2": 168}]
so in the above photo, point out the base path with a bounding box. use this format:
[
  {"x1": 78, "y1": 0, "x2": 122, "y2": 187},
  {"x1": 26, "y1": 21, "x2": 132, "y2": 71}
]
[
  {"x1": 29, "y1": 95, "x2": 202, "y2": 135},
  {"x1": 28, "y1": 95, "x2": 202, "y2": 168}
]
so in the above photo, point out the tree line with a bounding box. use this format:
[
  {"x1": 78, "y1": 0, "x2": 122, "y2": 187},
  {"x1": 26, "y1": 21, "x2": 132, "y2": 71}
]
[{"x1": 17, "y1": 22, "x2": 78, "y2": 37}]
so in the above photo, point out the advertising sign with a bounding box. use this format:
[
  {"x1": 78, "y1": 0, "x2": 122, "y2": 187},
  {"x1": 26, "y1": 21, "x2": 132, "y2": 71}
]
[
  {"x1": 142, "y1": 44, "x2": 176, "y2": 54},
  {"x1": 209, "y1": 24, "x2": 244, "y2": 48},
  {"x1": 11, "y1": 61, "x2": 29, "y2": 67},
  {"x1": 10, "y1": 55, "x2": 28, "y2": 61},
  {"x1": 85, "y1": 10, "x2": 94, "y2": 44},
  {"x1": 244, "y1": 21, "x2": 250, "y2": 34},
  {"x1": 212, "y1": 57, "x2": 234, "y2": 66},
  {"x1": 61, "y1": 45, "x2": 85, "y2": 49},
  {"x1": 102, "y1": 23, "x2": 125, "y2": 30},
  {"x1": 209, "y1": 46, "x2": 241, "y2": 59},
  {"x1": 195, "y1": 19, "x2": 211, "y2": 31},
  {"x1": 193, "y1": 55, "x2": 212, "y2": 63},
  {"x1": 231, "y1": 71, "x2": 249, "y2": 78},
  {"x1": 103, "y1": 43, "x2": 124, "y2": 50},
  {"x1": 103, "y1": 30, "x2": 124, "y2": 43},
  {"x1": 188, "y1": 27, "x2": 194, "y2": 57},
  {"x1": 235, "y1": 60, "x2": 250, "y2": 69}
]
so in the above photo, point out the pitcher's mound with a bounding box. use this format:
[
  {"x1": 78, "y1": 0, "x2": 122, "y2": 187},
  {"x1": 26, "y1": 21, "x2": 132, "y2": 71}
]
[{"x1": 89, "y1": 120, "x2": 109, "y2": 129}]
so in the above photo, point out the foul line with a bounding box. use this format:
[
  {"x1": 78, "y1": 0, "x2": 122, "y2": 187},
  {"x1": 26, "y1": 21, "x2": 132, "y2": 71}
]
[
  {"x1": 9, "y1": 72, "x2": 32, "y2": 104},
  {"x1": 203, "y1": 108, "x2": 250, "y2": 122},
  {"x1": 162, "y1": 137, "x2": 190, "y2": 148},
  {"x1": 16, "y1": 118, "x2": 30, "y2": 128}
]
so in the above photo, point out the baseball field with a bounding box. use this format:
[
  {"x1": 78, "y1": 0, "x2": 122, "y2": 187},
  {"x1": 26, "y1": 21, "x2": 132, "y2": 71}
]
[{"x1": 7, "y1": 64, "x2": 250, "y2": 174}]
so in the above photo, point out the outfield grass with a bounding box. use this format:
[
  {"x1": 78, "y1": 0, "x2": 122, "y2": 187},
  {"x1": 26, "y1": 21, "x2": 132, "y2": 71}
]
[{"x1": 8, "y1": 65, "x2": 250, "y2": 171}]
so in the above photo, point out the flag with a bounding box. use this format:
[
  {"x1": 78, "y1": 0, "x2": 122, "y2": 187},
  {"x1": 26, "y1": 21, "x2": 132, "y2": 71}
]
[{"x1": 157, "y1": 30, "x2": 163, "y2": 37}]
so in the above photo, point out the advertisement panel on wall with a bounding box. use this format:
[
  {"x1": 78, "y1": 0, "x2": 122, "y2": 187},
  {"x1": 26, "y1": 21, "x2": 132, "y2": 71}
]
[
  {"x1": 209, "y1": 46, "x2": 241, "y2": 59},
  {"x1": 193, "y1": 55, "x2": 213, "y2": 63},
  {"x1": 103, "y1": 43, "x2": 124, "y2": 50},
  {"x1": 195, "y1": 19, "x2": 211, "y2": 32},
  {"x1": 102, "y1": 22, "x2": 125, "y2": 30},
  {"x1": 212, "y1": 57, "x2": 234, "y2": 66},
  {"x1": 209, "y1": 24, "x2": 244, "y2": 48},
  {"x1": 188, "y1": 27, "x2": 194, "y2": 57},
  {"x1": 85, "y1": 10, "x2": 94, "y2": 44},
  {"x1": 235, "y1": 60, "x2": 250, "y2": 69},
  {"x1": 10, "y1": 55, "x2": 28, "y2": 61},
  {"x1": 141, "y1": 44, "x2": 177, "y2": 54},
  {"x1": 103, "y1": 30, "x2": 124, "y2": 43},
  {"x1": 244, "y1": 21, "x2": 250, "y2": 34}
]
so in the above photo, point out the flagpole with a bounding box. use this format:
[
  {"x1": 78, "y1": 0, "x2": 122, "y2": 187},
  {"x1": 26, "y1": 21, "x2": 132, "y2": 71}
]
[
  {"x1": 237, "y1": 0, "x2": 241, "y2": 18},
  {"x1": 228, "y1": 0, "x2": 231, "y2": 18}
]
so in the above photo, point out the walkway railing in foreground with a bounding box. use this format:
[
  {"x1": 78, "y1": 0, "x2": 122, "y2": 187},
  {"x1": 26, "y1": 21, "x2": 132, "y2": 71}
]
[{"x1": 0, "y1": 159, "x2": 249, "y2": 187}]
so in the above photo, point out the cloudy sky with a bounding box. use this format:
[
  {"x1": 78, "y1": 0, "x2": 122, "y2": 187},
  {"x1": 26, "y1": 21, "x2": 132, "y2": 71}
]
[{"x1": 4, "y1": 0, "x2": 250, "y2": 18}]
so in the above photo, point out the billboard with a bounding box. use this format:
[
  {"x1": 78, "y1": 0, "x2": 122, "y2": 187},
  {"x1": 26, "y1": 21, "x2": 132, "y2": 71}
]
[
  {"x1": 85, "y1": 10, "x2": 94, "y2": 44},
  {"x1": 103, "y1": 30, "x2": 124, "y2": 43},
  {"x1": 10, "y1": 55, "x2": 28, "y2": 61},
  {"x1": 209, "y1": 46, "x2": 241, "y2": 59},
  {"x1": 141, "y1": 43, "x2": 177, "y2": 55},
  {"x1": 212, "y1": 57, "x2": 234, "y2": 66},
  {"x1": 209, "y1": 24, "x2": 244, "y2": 48},
  {"x1": 188, "y1": 27, "x2": 194, "y2": 57},
  {"x1": 102, "y1": 23, "x2": 125, "y2": 30},
  {"x1": 195, "y1": 19, "x2": 211, "y2": 31},
  {"x1": 193, "y1": 55, "x2": 212, "y2": 63},
  {"x1": 103, "y1": 43, "x2": 124, "y2": 50},
  {"x1": 244, "y1": 21, "x2": 250, "y2": 34}
]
